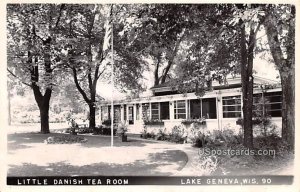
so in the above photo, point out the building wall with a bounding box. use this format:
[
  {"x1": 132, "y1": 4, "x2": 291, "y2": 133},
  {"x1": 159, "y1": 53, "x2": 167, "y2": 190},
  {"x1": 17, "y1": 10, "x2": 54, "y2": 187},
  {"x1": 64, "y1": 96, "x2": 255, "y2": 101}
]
[{"x1": 99, "y1": 87, "x2": 283, "y2": 136}]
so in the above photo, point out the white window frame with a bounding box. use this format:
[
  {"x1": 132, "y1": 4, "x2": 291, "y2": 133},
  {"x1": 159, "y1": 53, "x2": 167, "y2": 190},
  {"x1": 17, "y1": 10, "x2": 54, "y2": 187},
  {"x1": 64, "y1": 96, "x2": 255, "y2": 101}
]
[
  {"x1": 174, "y1": 100, "x2": 187, "y2": 119},
  {"x1": 222, "y1": 95, "x2": 242, "y2": 118}
]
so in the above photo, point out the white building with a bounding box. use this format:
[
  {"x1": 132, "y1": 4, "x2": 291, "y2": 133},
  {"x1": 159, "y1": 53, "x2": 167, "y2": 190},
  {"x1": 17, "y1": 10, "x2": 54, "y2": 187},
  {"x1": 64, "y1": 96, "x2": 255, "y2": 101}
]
[{"x1": 99, "y1": 76, "x2": 282, "y2": 135}]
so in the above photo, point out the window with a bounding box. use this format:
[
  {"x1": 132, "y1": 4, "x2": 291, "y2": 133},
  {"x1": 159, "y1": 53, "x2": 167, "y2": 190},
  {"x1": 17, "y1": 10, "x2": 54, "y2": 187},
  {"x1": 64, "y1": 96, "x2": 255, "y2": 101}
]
[
  {"x1": 174, "y1": 100, "x2": 186, "y2": 119},
  {"x1": 123, "y1": 104, "x2": 127, "y2": 121},
  {"x1": 222, "y1": 96, "x2": 241, "y2": 118},
  {"x1": 253, "y1": 92, "x2": 282, "y2": 117},
  {"x1": 108, "y1": 106, "x2": 111, "y2": 120},
  {"x1": 128, "y1": 106, "x2": 134, "y2": 124},
  {"x1": 202, "y1": 98, "x2": 217, "y2": 119},
  {"x1": 265, "y1": 91, "x2": 282, "y2": 117},
  {"x1": 142, "y1": 103, "x2": 150, "y2": 120},
  {"x1": 100, "y1": 106, "x2": 105, "y2": 121},
  {"x1": 114, "y1": 105, "x2": 121, "y2": 123},
  {"x1": 151, "y1": 103, "x2": 160, "y2": 120},
  {"x1": 190, "y1": 99, "x2": 201, "y2": 119},
  {"x1": 160, "y1": 102, "x2": 170, "y2": 120}
]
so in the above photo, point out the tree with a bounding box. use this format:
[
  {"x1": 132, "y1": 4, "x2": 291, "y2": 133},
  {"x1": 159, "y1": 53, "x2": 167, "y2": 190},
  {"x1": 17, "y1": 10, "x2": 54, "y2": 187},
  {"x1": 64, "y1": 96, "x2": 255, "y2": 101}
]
[
  {"x1": 170, "y1": 4, "x2": 267, "y2": 148},
  {"x1": 263, "y1": 4, "x2": 295, "y2": 151},
  {"x1": 7, "y1": 4, "x2": 67, "y2": 133},
  {"x1": 173, "y1": 5, "x2": 240, "y2": 96},
  {"x1": 132, "y1": 4, "x2": 199, "y2": 86},
  {"x1": 61, "y1": 4, "x2": 146, "y2": 128},
  {"x1": 59, "y1": 4, "x2": 107, "y2": 129},
  {"x1": 233, "y1": 5, "x2": 267, "y2": 148}
]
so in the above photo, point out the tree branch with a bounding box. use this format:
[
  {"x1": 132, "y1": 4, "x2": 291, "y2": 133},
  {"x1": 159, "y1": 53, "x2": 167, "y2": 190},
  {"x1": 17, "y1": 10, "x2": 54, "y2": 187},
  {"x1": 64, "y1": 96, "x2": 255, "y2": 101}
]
[
  {"x1": 160, "y1": 29, "x2": 185, "y2": 84},
  {"x1": 72, "y1": 67, "x2": 90, "y2": 103},
  {"x1": 7, "y1": 68, "x2": 32, "y2": 87},
  {"x1": 54, "y1": 4, "x2": 66, "y2": 29},
  {"x1": 96, "y1": 68, "x2": 106, "y2": 80}
]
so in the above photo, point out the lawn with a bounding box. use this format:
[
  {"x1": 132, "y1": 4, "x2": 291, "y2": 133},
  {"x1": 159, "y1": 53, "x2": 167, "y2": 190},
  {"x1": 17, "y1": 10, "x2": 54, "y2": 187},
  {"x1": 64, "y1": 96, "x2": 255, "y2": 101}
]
[
  {"x1": 7, "y1": 126, "x2": 294, "y2": 177},
  {"x1": 7, "y1": 132, "x2": 188, "y2": 176}
]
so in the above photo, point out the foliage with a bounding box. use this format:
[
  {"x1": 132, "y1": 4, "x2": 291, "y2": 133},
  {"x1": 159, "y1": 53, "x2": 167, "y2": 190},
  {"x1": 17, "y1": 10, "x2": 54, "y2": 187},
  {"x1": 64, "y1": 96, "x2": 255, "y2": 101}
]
[
  {"x1": 94, "y1": 126, "x2": 117, "y2": 136},
  {"x1": 193, "y1": 154, "x2": 219, "y2": 175},
  {"x1": 169, "y1": 125, "x2": 186, "y2": 143},
  {"x1": 44, "y1": 135, "x2": 87, "y2": 144},
  {"x1": 190, "y1": 131, "x2": 206, "y2": 148},
  {"x1": 140, "y1": 126, "x2": 157, "y2": 140},
  {"x1": 143, "y1": 119, "x2": 164, "y2": 125},
  {"x1": 65, "y1": 127, "x2": 93, "y2": 134},
  {"x1": 155, "y1": 128, "x2": 168, "y2": 141},
  {"x1": 212, "y1": 129, "x2": 241, "y2": 147},
  {"x1": 102, "y1": 119, "x2": 113, "y2": 126},
  {"x1": 7, "y1": 4, "x2": 68, "y2": 133},
  {"x1": 116, "y1": 122, "x2": 128, "y2": 136},
  {"x1": 181, "y1": 117, "x2": 206, "y2": 125}
]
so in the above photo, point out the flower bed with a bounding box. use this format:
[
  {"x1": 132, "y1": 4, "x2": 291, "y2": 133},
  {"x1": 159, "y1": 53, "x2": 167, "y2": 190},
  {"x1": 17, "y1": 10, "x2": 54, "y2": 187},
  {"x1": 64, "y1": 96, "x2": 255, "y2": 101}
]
[
  {"x1": 143, "y1": 120, "x2": 164, "y2": 126},
  {"x1": 44, "y1": 135, "x2": 88, "y2": 144},
  {"x1": 181, "y1": 118, "x2": 206, "y2": 126}
]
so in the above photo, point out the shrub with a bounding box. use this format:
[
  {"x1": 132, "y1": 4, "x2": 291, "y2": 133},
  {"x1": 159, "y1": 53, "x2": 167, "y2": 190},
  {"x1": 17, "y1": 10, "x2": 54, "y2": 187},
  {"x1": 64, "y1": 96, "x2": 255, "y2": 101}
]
[
  {"x1": 102, "y1": 127, "x2": 117, "y2": 135},
  {"x1": 93, "y1": 126, "x2": 103, "y2": 135},
  {"x1": 155, "y1": 128, "x2": 168, "y2": 141},
  {"x1": 192, "y1": 152, "x2": 219, "y2": 175},
  {"x1": 116, "y1": 122, "x2": 128, "y2": 136},
  {"x1": 169, "y1": 125, "x2": 186, "y2": 143},
  {"x1": 102, "y1": 119, "x2": 112, "y2": 126},
  {"x1": 45, "y1": 135, "x2": 87, "y2": 144},
  {"x1": 140, "y1": 126, "x2": 148, "y2": 139},
  {"x1": 192, "y1": 132, "x2": 206, "y2": 148},
  {"x1": 205, "y1": 129, "x2": 242, "y2": 148}
]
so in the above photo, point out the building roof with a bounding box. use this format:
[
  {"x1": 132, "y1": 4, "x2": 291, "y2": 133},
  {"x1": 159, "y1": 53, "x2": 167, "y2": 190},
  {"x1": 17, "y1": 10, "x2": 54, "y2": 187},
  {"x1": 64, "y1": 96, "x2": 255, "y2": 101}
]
[{"x1": 150, "y1": 75, "x2": 280, "y2": 93}]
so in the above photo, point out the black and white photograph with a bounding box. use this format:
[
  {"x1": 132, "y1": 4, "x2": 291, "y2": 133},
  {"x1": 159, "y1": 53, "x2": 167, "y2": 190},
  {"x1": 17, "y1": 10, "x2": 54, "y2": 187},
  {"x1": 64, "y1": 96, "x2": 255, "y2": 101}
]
[{"x1": 3, "y1": 2, "x2": 298, "y2": 189}]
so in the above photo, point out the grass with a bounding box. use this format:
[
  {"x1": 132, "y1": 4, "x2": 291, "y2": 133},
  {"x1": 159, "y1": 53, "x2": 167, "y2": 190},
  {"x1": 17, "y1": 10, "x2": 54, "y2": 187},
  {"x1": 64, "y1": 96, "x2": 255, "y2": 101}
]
[{"x1": 7, "y1": 132, "x2": 188, "y2": 176}]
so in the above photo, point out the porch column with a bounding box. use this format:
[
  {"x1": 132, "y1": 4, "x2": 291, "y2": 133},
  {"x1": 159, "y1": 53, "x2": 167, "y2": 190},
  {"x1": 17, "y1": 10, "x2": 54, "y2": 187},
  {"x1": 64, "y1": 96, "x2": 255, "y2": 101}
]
[
  {"x1": 149, "y1": 102, "x2": 152, "y2": 120},
  {"x1": 133, "y1": 103, "x2": 137, "y2": 121},
  {"x1": 99, "y1": 106, "x2": 102, "y2": 125},
  {"x1": 185, "y1": 99, "x2": 189, "y2": 119},
  {"x1": 125, "y1": 105, "x2": 128, "y2": 122},
  {"x1": 121, "y1": 104, "x2": 124, "y2": 122},
  {"x1": 170, "y1": 101, "x2": 174, "y2": 120},
  {"x1": 139, "y1": 103, "x2": 143, "y2": 120},
  {"x1": 216, "y1": 91, "x2": 222, "y2": 130}
]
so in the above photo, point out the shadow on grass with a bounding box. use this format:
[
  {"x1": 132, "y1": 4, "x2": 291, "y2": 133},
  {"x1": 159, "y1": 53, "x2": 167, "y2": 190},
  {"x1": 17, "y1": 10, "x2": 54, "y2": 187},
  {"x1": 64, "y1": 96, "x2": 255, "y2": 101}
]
[
  {"x1": 7, "y1": 132, "x2": 157, "y2": 153},
  {"x1": 8, "y1": 150, "x2": 188, "y2": 176}
]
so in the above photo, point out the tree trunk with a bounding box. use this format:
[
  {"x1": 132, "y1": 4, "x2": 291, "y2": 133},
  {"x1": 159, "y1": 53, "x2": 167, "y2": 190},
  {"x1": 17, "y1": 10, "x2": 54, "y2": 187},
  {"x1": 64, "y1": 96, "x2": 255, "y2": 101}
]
[
  {"x1": 240, "y1": 21, "x2": 254, "y2": 149},
  {"x1": 264, "y1": 9, "x2": 295, "y2": 151},
  {"x1": 39, "y1": 104, "x2": 50, "y2": 134},
  {"x1": 154, "y1": 54, "x2": 161, "y2": 86},
  {"x1": 32, "y1": 86, "x2": 52, "y2": 134},
  {"x1": 280, "y1": 70, "x2": 295, "y2": 151},
  {"x1": 89, "y1": 103, "x2": 96, "y2": 129}
]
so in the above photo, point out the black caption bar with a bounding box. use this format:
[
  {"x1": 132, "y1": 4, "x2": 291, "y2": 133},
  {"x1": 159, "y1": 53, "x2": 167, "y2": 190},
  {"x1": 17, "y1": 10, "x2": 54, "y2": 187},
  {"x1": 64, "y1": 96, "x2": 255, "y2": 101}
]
[{"x1": 7, "y1": 176, "x2": 293, "y2": 185}]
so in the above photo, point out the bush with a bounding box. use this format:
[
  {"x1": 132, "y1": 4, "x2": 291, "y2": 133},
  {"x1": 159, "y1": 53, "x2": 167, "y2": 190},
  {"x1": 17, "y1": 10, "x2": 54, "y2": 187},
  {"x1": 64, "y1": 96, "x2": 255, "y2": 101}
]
[
  {"x1": 45, "y1": 135, "x2": 87, "y2": 144},
  {"x1": 155, "y1": 128, "x2": 168, "y2": 141},
  {"x1": 140, "y1": 126, "x2": 155, "y2": 139},
  {"x1": 191, "y1": 132, "x2": 206, "y2": 148},
  {"x1": 116, "y1": 122, "x2": 128, "y2": 136},
  {"x1": 169, "y1": 125, "x2": 186, "y2": 143},
  {"x1": 140, "y1": 127, "x2": 148, "y2": 139},
  {"x1": 93, "y1": 126, "x2": 103, "y2": 135},
  {"x1": 102, "y1": 127, "x2": 117, "y2": 135}
]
